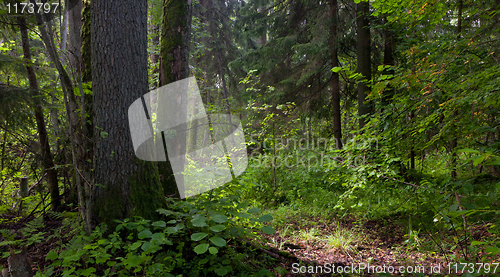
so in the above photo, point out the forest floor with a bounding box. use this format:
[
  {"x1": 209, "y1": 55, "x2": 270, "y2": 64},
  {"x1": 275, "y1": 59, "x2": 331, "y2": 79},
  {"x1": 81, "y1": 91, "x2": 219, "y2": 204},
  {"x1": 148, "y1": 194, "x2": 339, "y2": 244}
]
[
  {"x1": 0, "y1": 210, "x2": 496, "y2": 276},
  {"x1": 259, "y1": 212, "x2": 496, "y2": 276}
]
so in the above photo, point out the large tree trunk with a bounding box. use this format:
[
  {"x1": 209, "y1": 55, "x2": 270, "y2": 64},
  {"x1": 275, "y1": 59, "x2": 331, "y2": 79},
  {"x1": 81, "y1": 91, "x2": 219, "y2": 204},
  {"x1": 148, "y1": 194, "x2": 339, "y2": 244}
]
[
  {"x1": 18, "y1": 16, "x2": 60, "y2": 211},
  {"x1": 91, "y1": 0, "x2": 166, "y2": 228},
  {"x1": 329, "y1": 0, "x2": 342, "y2": 149},
  {"x1": 158, "y1": 0, "x2": 192, "y2": 198},
  {"x1": 356, "y1": 0, "x2": 372, "y2": 129}
]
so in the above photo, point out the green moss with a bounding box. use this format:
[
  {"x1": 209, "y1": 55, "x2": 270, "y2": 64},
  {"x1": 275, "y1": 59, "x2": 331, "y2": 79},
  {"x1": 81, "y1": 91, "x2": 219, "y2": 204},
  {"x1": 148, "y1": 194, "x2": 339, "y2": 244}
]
[
  {"x1": 160, "y1": 0, "x2": 189, "y2": 84},
  {"x1": 92, "y1": 161, "x2": 166, "y2": 231},
  {"x1": 128, "y1": 161, "x2": 167, "y2": 221},
  {"x1": 92, "y1": 177, "x2": 126, "y2": 231}
]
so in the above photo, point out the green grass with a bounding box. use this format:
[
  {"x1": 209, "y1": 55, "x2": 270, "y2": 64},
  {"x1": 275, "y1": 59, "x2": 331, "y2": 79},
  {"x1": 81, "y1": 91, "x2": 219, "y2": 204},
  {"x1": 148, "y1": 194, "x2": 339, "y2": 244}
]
[
  {"x1": 296, "y1": 228, "x2": 320, "y2": 243},
  {"x1": 323, "y1": 227, "x2": 364, "y2": 254}
]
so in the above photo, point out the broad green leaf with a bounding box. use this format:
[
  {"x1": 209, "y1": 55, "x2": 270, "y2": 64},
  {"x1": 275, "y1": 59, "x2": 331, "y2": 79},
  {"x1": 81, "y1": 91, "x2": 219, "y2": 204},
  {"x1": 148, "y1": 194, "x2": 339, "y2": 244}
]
[
  {"x1": 194, "y1": 243, "x2": 209, "y2": 254},
  {"x1": 191, "y1": 216, "x2": 207, "y2": 227},
  {"x1": 211, "y1": 214, "x2": 228, "y2": 223},
  {"x1": 152, "y1": 221, "x2": 166, "y2": 228},
  {"x1": 471, "y1": 241, "x2": 486, "y2": 246},
  {"x1": 138, "y1": 230, "x2": 152, "y2": 239},
  {"x1": 331, "y1": 67, "x2": 342, "y2": 73},
  {"x1": 130, "y1": 241, "x2": 142, "y2": 250},
  {"x1": 238, "y1": 212, "x2": 252, "y2": 219},
  {"x1": 485, "y1": 246, "x2": 500, "y2": 255},
  {"x1": 257, "y1": 214, "x2": 273, "y2": 222},
  {"x1": 95, "y1": 254, "x2": 110, "y2": 264},
  {"x1": 209, "y1": 247, "x2": 218, "y2": 255},
  {"x1": 46, "y1": 250, "x2": 58, "y2": 261},
  {"x1": 141, "y1": 241, "x2": 155, "y2": 252},
  {"x1": 79, "y1": 267, "x2": 96, "y2": 277},
  {"x1": 473, "y1": 155, "x2": 486, "y2": 166},
  {"x1": 124, "y1": 254, "x2": 146, "y2": 267},
  {"x1": 151, "y1": 232, "x2": 165, "y2": 242},
  {"x1": 247, "y1": 208, "x2": 261, "y2": 214},
  {"x1": 191, "y1": 232, "x2": 208, "y2": 241},
  {"x1": 209, "y1": 236, "x2": 227, "y2": 247},
  {"x1": 210, "y1": 225, "x2": 226, "y2": 232},
  {"x1": 261, "y1": 226, "x2": 275, "y2": 235}
]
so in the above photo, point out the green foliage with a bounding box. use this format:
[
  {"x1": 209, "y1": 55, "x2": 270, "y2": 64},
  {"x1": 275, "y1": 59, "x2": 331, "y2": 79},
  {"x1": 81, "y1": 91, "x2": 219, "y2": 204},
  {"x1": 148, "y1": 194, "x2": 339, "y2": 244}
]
[{"x1": 36, "y1": 196, "x2": 275, "y2": 276}]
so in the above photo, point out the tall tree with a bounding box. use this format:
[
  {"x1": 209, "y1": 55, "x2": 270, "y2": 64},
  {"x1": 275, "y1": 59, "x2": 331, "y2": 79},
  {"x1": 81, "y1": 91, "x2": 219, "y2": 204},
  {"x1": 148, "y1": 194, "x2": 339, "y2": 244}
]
[
  {"x1": 18, "y1": 16, "x2": 60, "y2": 210},
  {"x1": 356, "y1": 0, "x2": 372, "y2": 129},
  {"x1": 67, "y1": 0, "x2": 83, "y2": 75},
  {"x1": 329, "y1": 0, "x2": 342, "y2": 149},
  {"x1": 381, "y1": 17, "x2": 394, "y2": 107},
  {"x1": 160, "y1": 0, "x2": 192, "y2": 86},
  {"x1": 158, "y1": 0, "x2": 192, "y2": 197},
  {"x1": 450, "y1": 0, "x2": 463, "y2": 180},
  {"x1": 91, "y1": 0, "x2": 166, "y2": 227}
]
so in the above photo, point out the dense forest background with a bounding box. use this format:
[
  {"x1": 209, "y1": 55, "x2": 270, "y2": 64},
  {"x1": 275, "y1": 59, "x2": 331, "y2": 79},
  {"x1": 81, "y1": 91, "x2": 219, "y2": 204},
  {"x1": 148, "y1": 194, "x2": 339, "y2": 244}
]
[{"x1": 0, "y1": 0, "x2": 499, "y2": 276}]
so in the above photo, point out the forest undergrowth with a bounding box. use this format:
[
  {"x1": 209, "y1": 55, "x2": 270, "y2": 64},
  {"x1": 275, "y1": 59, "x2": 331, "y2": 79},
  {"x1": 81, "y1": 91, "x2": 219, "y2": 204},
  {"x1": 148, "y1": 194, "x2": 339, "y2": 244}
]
[{"x1": 2, "y1": 141, "x2": 499, "y2": 276}]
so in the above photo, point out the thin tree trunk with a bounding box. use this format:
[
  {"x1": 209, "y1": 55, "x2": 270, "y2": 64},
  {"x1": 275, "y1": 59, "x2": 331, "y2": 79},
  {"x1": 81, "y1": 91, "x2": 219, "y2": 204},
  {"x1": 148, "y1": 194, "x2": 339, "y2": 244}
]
[
  {"x1": 18, "y1": 16, "x2": 60, "y2": 210},
  {"x1": 258, "y1": 7, "x2": 267, "y2": 46},
  {"x1": 68, "y1": 0, "x2": 83, "y2": 76},
  {"x1": 81, "y1": 0, "x2": 91, "y2": 82},
  {"x1": 451, "y1": 0, "x2": 463, "y2": 180},
  {"x1": 329, "y1": 0, "x2": 342, "y2": 149},
  {"x1": 381, "y1": 17, "x2": 394, "y2": 107},
  {"x1": 60, "y1": 4, "x2": 68, "y2": 64},
  {"x1": 31, "y1": 0, "x2": 81, "y2": 151},
  {"x1": 356, "y1": 0, "x2": 371, "y2": 129}
]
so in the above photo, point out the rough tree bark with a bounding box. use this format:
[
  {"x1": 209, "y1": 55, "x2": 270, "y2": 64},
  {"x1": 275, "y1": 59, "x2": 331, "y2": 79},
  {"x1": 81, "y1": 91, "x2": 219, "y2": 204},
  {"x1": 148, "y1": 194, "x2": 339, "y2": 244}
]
[{"x1": 91, "y1": 0, "x2": 166, "y2": 227}]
